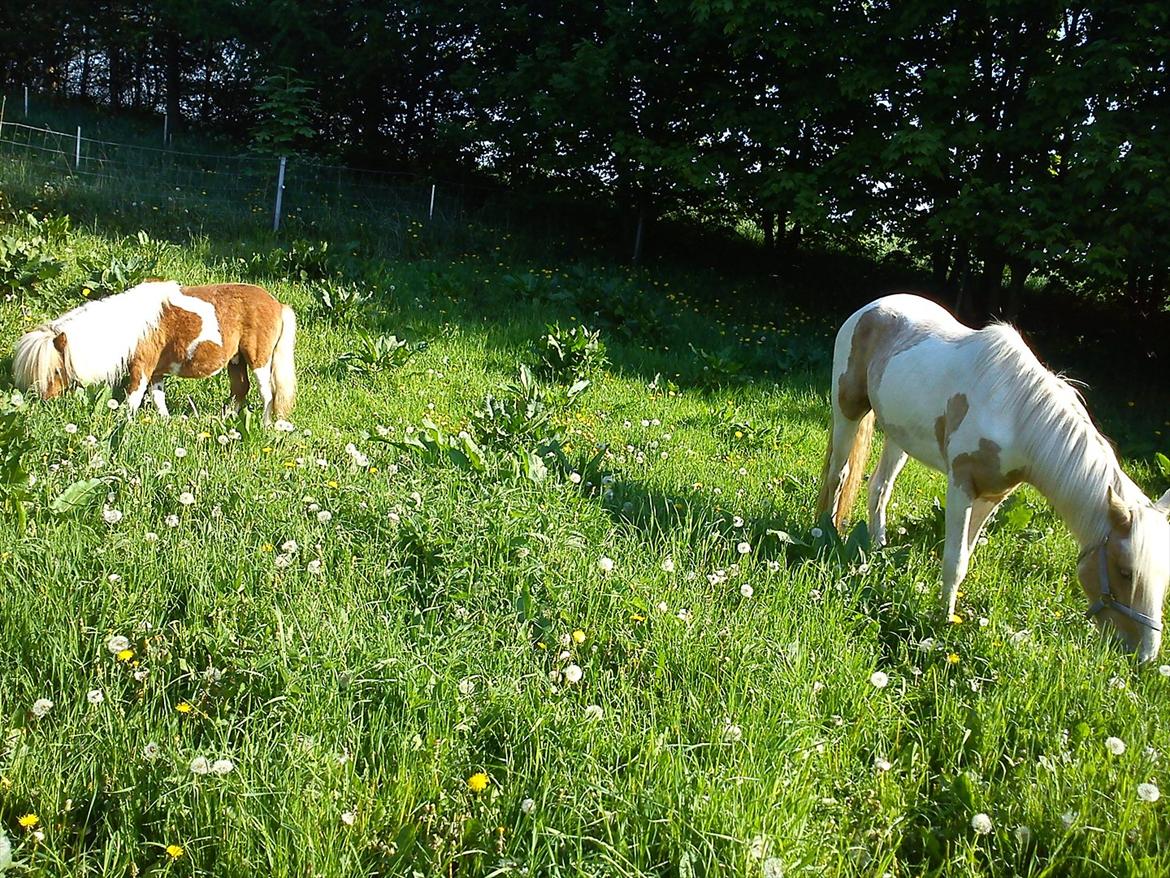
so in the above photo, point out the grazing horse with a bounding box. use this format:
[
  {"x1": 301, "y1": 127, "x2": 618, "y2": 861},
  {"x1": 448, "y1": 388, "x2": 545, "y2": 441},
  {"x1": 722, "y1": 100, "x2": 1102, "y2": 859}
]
[
  {"x1": 12, "y1": 280, "x2": 296, "y2": 423},
  {"x1": 816, "y1": 293, "x2": 1170, "y2": 662}
]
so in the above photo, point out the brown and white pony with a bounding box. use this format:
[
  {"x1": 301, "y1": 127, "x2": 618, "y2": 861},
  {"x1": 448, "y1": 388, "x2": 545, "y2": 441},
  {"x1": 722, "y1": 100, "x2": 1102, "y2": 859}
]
[
  {"x1": 816, "y1": 293, "x2": 1170, "y2": 662},
  {"x1": 13, "y1": 281, "x2": 296, "y2": 423}
]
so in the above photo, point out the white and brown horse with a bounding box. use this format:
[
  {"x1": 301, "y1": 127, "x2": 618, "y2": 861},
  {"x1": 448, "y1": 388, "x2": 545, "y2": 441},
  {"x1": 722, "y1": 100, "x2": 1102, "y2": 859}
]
[
  {"x1": 817, "y1": 293, "x2": 1170, "y2": 662},
  {"x1": 13, "y1": 280, "x2": 296, "y2": 423}
]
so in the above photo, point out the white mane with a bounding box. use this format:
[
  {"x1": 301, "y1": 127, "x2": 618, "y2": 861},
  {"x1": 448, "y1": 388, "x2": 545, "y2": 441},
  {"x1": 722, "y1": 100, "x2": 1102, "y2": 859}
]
[
  {"x1": 52, "y1": 281, "x2": 179, "y2": 385},
  {"x1": 972, "y1": 323, "x2": 1133, "y2": 545}
]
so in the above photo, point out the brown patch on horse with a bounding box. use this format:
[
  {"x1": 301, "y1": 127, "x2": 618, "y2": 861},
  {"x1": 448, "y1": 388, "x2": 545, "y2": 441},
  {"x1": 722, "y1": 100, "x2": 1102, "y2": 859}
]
[
  {"x1": 934, "y1": 392, "x2": 970, "y2": 458},
  {"x1": 837, "y1": 308, "x2": 929, "y2": 421},
  {"x1": 950, "y1": 438, "x2": 1025, "y2": 499},
  {"x1": 183, "y1": 284, "x2": 283, "y2": 370},
  {"x1": 53, "y1": 332, "x2": 68, "y2": 354}
]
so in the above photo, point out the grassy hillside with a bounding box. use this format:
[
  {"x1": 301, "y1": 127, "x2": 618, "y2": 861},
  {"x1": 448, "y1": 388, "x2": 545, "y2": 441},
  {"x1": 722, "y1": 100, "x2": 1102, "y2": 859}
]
[{"x1": 2, "y1": 152, "x2": 1170, "y2": 877}]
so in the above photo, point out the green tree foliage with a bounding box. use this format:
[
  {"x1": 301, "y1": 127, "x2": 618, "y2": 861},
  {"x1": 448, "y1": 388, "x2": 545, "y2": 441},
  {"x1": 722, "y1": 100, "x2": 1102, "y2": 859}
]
[{"x1": 1, "y1": 1, "x2": 1168, "y2": 313}]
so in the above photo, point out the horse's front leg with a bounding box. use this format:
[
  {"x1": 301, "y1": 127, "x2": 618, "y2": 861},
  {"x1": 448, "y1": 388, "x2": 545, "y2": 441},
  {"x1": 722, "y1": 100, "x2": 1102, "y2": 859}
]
[
  {"x1": 942, "y1": 480, "x2": 976, "y2": 619},
  {"x1": 150, "y1": 380, "x2": 170, "y2": 417},
  {"x1": 124, "y1": 366, "x2": 152, "y2": 417}
]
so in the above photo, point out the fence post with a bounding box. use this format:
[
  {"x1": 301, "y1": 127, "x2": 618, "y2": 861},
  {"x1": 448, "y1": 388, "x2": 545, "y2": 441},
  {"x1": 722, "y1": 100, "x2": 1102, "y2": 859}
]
[
  {"x1": 24, "y1": 86, "x2": 29, "y2": 116},
  {"x1": 0, "y1": 96, "x2": 6, "y2": 139},
  {"x1": 75, "y1": 126, "x2": 81, "y2": 168},
  {"x1": 429, "y1": 183, "x2": 436, "y2": 220},
  {"x1": 163, "y1": 112, "x2": 169, "y2": 146},
  {"x1": 273, "y1": 156, "x2": 287, "y2": 232}
]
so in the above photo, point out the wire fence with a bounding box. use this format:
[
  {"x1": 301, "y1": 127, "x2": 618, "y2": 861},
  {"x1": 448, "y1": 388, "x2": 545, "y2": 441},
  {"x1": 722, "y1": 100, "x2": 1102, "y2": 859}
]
[{"x1": 0, "y1": 94, "x2": 473, "y2": 243}]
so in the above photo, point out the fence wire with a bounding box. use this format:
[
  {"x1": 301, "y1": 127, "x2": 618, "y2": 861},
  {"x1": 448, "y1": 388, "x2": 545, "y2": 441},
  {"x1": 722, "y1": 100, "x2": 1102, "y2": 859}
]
[{"x1": 0, "y1": 112, "x2": 469, "y2": 240}]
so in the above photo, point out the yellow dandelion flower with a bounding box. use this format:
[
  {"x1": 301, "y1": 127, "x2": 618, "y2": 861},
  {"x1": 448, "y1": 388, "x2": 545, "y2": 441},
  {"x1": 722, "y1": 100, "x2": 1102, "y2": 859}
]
[
  {"x1": 572, "y1": 629, "x2": 586, "y2": 644},
  {"x1": 370, "y1": 466, "x2": 378, "y2": 473},
  {"x1": 176, "y1": 701, "x2": 194, "y2": 714},
  {"x1": 18, "y1": 813, "x2": 39, "y2": 828},
  {"x1": 199, "y1": 431, "x2": 211, "y2": 439},
  {"x1": 117, "y1": 648, "x2": 134, "y2": 661},
  {"x1": 261, "y1": 543, "x2": 274, "y2": 553},
  {"x1": 327, "y1": 480, "x2": 339, "y2": 488},
  {"x1": 467, "y1": 772, "x2": 489, "y2": 793},
  {"x1": 946, "y1": 653, "x2": 961, "y2": 665},
  {"x1": 949, "y1": 614, "x2": 963, "y2": 624},
  {"x1": 166, "y1": 844, "x2": 184, "y2": 859},
  {"x1": 630, "y1": 613, "x2": 646, "y2": 622},
  {"x1": 261, "y1": 446, "x2": 273, "y2": 454}
]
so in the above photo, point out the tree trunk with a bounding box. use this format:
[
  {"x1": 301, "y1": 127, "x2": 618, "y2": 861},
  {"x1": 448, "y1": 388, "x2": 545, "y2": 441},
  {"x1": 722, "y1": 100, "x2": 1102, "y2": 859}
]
[
  {"x1": 930, "y1": 239, "x2": 952, "y2": 288},
  {"x1": 1005, "y1": 258, "x2": 1029, "y2": 321},
  {"x1": 776, "y1": 207, "x2": 788, "y2": 250},
  {"x1": 165, "y1": 33, "x2": 182, "y2": 127},
  {"x1": 632, "y1": 204, "x2": 646, "y2": 264},
  {"x1": 762, "y1": 211, "x2": 774, "y2": 250}
]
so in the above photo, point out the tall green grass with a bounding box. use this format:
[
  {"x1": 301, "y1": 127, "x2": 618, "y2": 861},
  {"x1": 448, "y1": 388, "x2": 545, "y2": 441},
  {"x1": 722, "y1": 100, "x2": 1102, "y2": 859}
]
[{"x1": 2, "y1": 148, "x2": 1170, "y2": 877}]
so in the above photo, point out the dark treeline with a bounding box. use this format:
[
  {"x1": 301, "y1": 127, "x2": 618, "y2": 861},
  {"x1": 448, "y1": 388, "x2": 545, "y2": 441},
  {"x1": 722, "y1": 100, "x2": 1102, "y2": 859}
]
[{"x1": 2, "y1": 1, "x2": 1168, "y2": 319}]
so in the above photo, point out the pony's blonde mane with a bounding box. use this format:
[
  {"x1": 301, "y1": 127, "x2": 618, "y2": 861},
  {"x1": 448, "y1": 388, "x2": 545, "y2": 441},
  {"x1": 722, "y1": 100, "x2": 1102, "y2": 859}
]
[
  {"x1": 12, "y1": 325, "x2": 62, "y2": 396},
  {"x1": 970, "y1": 323, "x2": 1130, "y2": 546},
  {"x1": 48, "y1": 282, "x2": 176, "y2": 386}
]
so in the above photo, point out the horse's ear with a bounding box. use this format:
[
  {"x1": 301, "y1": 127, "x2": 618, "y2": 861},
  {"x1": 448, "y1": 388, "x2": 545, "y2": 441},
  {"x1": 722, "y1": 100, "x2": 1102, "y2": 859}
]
[
  {"x1": 53, "y1": 332, "x2": 68, "y2": 354},
  {"x1": 1107, "y1": 486, "x2": 1133, "y2": 530},
  {"x1": 1154, "y1": 488, "x2": 1170, "y2": 516}
]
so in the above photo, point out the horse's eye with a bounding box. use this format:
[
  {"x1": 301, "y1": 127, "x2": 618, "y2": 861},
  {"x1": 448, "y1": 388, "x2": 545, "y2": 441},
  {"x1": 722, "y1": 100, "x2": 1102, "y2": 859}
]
[{"x1": 1118, "y1": 568, "x2": 1133, "y2": 581}]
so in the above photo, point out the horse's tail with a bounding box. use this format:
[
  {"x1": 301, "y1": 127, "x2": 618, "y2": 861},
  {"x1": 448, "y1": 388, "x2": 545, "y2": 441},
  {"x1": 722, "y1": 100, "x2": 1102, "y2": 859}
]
[
  {"x1": 270, "y1": 306, "x2": 297, "y2": 419},
  {"x1": 815, "y1": 410, "x2": 875, "y2": 529},
  {"x1": 12, "y1": 326, "x2": 62, "y2": 397}
]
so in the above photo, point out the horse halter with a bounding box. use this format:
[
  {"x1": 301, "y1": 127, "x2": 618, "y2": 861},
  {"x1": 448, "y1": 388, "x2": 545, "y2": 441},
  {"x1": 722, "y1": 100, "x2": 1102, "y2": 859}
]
[{"x1": 1080, "y1": 536, "x2": 1163, "y2": 633}]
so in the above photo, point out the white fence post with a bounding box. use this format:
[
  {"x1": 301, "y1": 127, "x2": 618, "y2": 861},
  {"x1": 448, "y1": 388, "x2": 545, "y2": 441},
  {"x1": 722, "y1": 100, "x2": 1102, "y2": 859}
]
[
  {"x1": 429, "y1": 183, "x2": 436, "y2": 220},
  {"x1": 0, "y1": 95, "x2": 6, "y2": 139},
  {"x1": 24, "y1": 86, "x2": 29, "y2": 116},
  {"x1": 163, "y1": 112, "x2": 169, "y2": 146},
  {"x1": 75, "y1": 126, "x2": 81, "y2": 168},
  {"x1": 273, "y1": 156, "x2": 287, "y2": 231}
]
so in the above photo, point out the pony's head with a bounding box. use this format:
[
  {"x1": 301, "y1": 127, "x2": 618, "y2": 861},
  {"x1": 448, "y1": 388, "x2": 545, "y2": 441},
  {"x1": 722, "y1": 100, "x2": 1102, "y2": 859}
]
[
  {"x1": 1078, "y1": 486, "x2": 1170, "y2": 663},
  {"x1": 12, "y1": 327, "x2": 70, "y2": 399}
]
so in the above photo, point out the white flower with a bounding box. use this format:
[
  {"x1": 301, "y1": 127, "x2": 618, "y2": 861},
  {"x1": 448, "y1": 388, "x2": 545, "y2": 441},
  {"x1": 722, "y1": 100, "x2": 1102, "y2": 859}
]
[
  {"x1": 569, "y1": 472, "x2": 582, "y2": 484},
  {"x1": 108, "y1": 573, "x2": 121, "y2": 584},
  {"x1": 107, "y1": 634, "x2": 130, "y2": 654},
  {"x1": 31, "y1": 697, "x2": 53, "y2": 718},
  {"x1": 458, "y1": 678, "x2": 476, "y2": 696},
  {"x1": 563, "y1": 664, "x2": 584, "y2": 684},
  {"x1": 64, "y1": 423, "x2": 78, "y2": 434},
  {"x1": 739, "y1": 583, "x2": 754, "y2": 598},
  {"x1": 597, "y1": 556, "x2": 614, "y2": 573},
  {"x1": 190, "y1": 756, "x2": 211, "y2": 775},
  {"x1": 134, "y1": 668, "x2": 148, "y2": 682},
  {"x1": 165, "y1": 514, "x2": 180, "y2": 527},
  {"x1": 870, "y1": 671, "x2": 889, "y2": 689},
  {"x1": 749, "y1": 835, "x2": 769, "y2": 860},
  {"x1": 723, "y1": 722, "x2": 743, "y2": 742},
  {"x1": 178, "y1": 491, "x2": 195, "y2": 506},
  {"x1": 520, "y1": 797, "x2": 536, "y2": 815},
  {"x1": 274, "y1": 419, "x2": 295, "y2": 432},
  {"x1": 218, "y1": 434, "x2": 229, "y2": 446},
  {"x1": 875, "y1": 756, "x2": 892, "y2": 772},
  {"x1": 677, "y1": 608, "x2": 693, "y2": 623},
  {"x1": 340, "y1": 810, "x2": 357, "y2": 826},
  {"x1": 660, "y1": 557, "x2": 675, "y2": 573},
  {"x1": 317, "y1": 510, "x2": 333, "y2": 523},
  {"x1": 107, "y1": 398, "x2": 120, "y2": 410},
  {"x1": 143, "y1": 741, "x2": 161, "y2": 760},
  {"x1": 144, "y1": 531, "x2": 158, "y2": 543},
  {"x1": 971, "y1": 813, "x2": 993, "y2": 835},
  {"x1": 811, "y1": 527, "x2": 823, "y2": 538},
  {"x1": 1138, "y1": 782, "x2": 1160, "y2": 802},
  {"x1": 174, "y1": 447, "x2": 187, "y2": 458},
  {"x1": 307, "y1": 559, "x2": 322, "y2": 574},
  {"x1": 762, "y1": 858, "x2": 784, "y2": 878},
  {"x1": 1105, "y1": 736, "x2": 1126, "y2": 756},
  {"x1": 1158, "y1": 664, "x2": 1170, "y2": 677},
  {"x1": 87, "y1": 689, "x2": 104, "y2": 705},
  {"x1": 102, "y1": 507, "x2": 123, "y2": 525},
  {"x1": 1061, "y1": 810, "x2": 1076, "y2": 829},
  {"x1": 1014, "y1": 825, "x2": 1032, "y2": 845},
  {"x1": 280, "y1": 539, "x2": 299, "y2": 554},
  {"x1": 736, "y1": 541, "x2": 751, "y2": 555},
  {"x1": 211, "y1": 758, "x2": 235, "y2": 775},
  {"x1": 274, "y1": 553, "x2": 293, "y2": 569},
  {"x1": 583, "y1": 704, "x2": 604, "y2": 721}
]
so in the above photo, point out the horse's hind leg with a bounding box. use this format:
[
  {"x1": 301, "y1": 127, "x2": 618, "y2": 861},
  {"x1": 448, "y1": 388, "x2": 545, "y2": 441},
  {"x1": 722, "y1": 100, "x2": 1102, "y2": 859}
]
[
  {"x1": 252, "y1": 362, "x2": 274, "y2": 424},
  {"x1": 868, "y1": 440, "x2": 908, "y2": 546},
  {"x1": 226, "y1": 358, "x2": 250, "y2": 415}
]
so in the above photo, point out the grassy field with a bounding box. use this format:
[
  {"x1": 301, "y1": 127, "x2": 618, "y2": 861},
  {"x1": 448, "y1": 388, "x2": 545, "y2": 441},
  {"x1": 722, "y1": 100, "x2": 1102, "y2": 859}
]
[{"x1": 2, "y1": 153, "x2": 1170, "y2": 878}]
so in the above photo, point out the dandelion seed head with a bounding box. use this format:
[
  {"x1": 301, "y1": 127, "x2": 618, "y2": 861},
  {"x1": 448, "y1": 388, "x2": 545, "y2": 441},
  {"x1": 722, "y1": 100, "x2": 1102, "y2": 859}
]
[
  {"x1": 1138, "y1": 782, "x2": 1160, "y2": 803},
  {"x1": 1106, "y1": 736, "x2": 1126, "y2": 756},
  {"x1": 971, "y1": 812, "x2": 993, "y2": 835}
]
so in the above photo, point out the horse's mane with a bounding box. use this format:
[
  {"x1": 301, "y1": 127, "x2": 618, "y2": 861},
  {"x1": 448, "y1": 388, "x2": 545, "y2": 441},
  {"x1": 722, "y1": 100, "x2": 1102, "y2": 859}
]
[
  {"x1": 973, "y1": 322, "x2": 1127, "y2": 544},
  {"x1": 52, "y1": 282, "x2": 176, "y2": 386}
]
